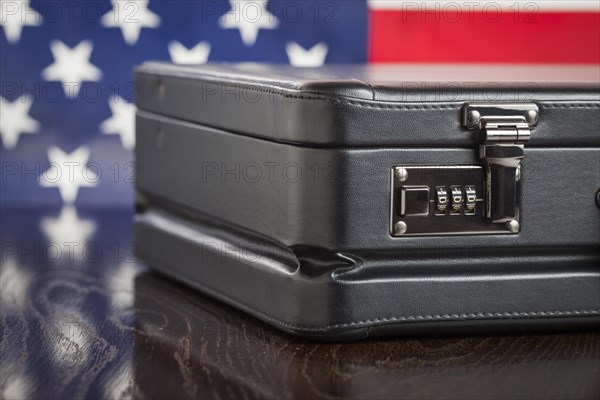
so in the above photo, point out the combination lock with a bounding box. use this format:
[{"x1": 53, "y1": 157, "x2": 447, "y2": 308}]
[
  {"x1": 390, "y1": 166, "x2": 506, "y2": 236},
  {"x1": 390, "y1": 102, "x2": 537, "y2": 237}
]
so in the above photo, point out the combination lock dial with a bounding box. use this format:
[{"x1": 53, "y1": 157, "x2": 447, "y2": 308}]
[
  {"x1": 390, "y1": 166, "x2": 519, "y2": 237},
  {"x1": 390, "y1": 103, "x2": 536, "y2": 237}
]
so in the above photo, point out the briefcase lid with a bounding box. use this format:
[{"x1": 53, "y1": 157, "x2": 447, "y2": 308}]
[{"x1": 135, "y1": 62, "x2": 600, "y2": 147}]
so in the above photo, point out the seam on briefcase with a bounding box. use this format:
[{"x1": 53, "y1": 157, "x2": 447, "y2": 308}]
[{"x1": 141, "y1": 251, "x2": 600, "y2": 332}]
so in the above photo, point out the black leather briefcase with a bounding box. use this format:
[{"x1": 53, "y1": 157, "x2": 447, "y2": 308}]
[{"x1": 134, "y1": 63, "x2": 600, "y2": 340}]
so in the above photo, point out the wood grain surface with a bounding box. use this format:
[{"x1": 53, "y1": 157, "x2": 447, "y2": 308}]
[{"x1": 1, "y1": 209, "x2": 599, "y2": 399}]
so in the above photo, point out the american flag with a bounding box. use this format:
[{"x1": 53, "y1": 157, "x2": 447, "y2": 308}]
[{"x1": 1, "y1": 0, "x2": 599, "y2": 208}]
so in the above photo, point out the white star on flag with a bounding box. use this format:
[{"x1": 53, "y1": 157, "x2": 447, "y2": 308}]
[
  {"x1": 0, "y1": 95, "x2": 40, "y2": 149},
  {"x1": 42, "y1": 40, "x2": 102, "y2": 100},
  {"x1": 0, "y1": 0, "x2": 42, "y2": 44},
  {"x1": 40, "y1": 206, "x2": 97, "y2": 261},
  {"x1": 220, "y1": 0, "x2": 278, "y2": 47},
  {"x1": 39, "y1": 146, "x2": 99, "y2": 204},
  {"x1": 100, "y1": 95, "x2": 136, "y2": 151},
  {"x1": 168, "y1": 41, "x2": 211, "y2": 64},
  {"x1": 286, "y1": 42, "x2": 329, "y2": 67},
  {"x1": 101, "y1": 0, "x2": 161, "y2": 45}
]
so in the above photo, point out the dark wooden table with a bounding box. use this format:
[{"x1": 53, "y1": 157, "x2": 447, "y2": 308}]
[{"x1": 1, "y1": 208, "x2": 599, "y2": 399}]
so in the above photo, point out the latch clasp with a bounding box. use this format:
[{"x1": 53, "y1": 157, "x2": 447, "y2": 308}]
[{"x1": 462, "y1": 103, "x2": 538, "y2": 224}]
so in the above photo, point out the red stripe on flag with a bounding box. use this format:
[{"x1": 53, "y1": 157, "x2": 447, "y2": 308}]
[{"x1": 369, "y1": 10, "x2": 600, "y2": 63}]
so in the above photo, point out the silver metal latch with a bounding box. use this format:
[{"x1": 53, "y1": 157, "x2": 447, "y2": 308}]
[
  {"x1": 462, "y1": 103, "x2": 538, "y2": 223},
  {"x1": 389, "y1": 103, "x2": 538, "y2": 237}
]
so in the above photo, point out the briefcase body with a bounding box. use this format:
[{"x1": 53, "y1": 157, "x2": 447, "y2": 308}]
[{"x1": 134, "y1": 63, "x2": 600, "y2": 340}]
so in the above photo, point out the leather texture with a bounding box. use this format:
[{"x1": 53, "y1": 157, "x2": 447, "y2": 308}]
[
  {"x1": 135, "y1": 62, "x2": 600, "y2": 147},
  {"x1": 135, "y1": 207, "x2": 600, "y2": 340},
  {"x1": 136, "y1": 111, "x2": 600, "y2": 251},
  {"x1": 134, "y1": 63, "x2": 600, "y2": 339}
]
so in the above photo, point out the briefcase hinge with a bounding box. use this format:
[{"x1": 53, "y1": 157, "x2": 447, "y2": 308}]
[{"x1": 462, "y1": 103, "x2": 538, "y2": 224}]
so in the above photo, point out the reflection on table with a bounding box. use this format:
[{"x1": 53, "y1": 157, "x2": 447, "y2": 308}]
[{"x1": 1, "y1": 207, "x2": 599, "y2": 399}]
